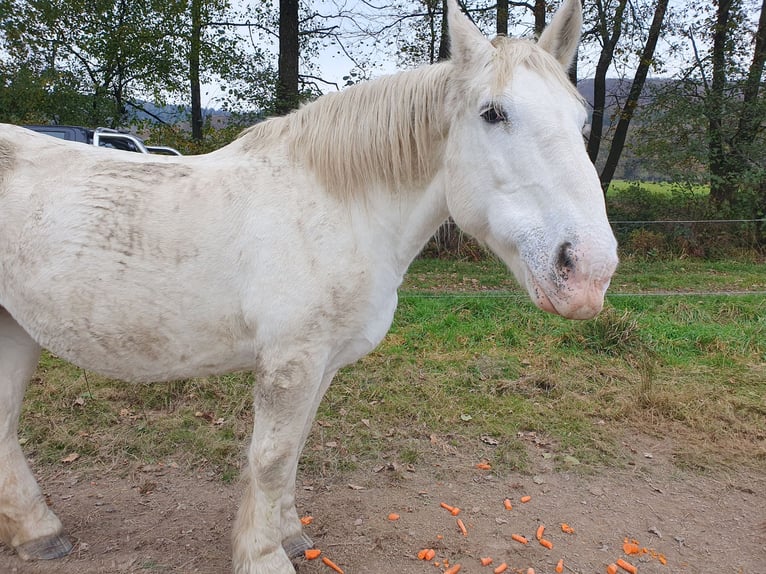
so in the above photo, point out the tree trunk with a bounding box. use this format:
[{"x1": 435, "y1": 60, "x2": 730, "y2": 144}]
[
  {"x1": 600, "y1": 0, "x2": 669, "y2": 193},
  {"x1": 497, "y1": 0, "x2": 508, "y2": 35},
  {"x1": 533, "y1": 0, "x2": 546, "y2": 36},
  {"x1": 190, "y1": 0, "x2": 203, "y2": 141},
  {"x1": 438, "y1": 0, "x2": 450, "y2": 61},
  {"x1": 586, "y1": 0, "x2": 628, "y2": 165},
  {"x1": 275, "y1": 0, "x2": 299, "y2": 115},
  {"x1": 708, "y1": 0, "x2": 734, "y2": 205}
]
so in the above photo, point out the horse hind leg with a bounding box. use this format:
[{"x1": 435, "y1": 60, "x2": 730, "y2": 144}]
[{"x1": 0, "y1": 307, "x2": 72, "y2": 560}]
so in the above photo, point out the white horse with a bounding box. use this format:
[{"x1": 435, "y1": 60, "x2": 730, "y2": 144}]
[{"x1": 0, "y1": 0, "x2": 617, "y2": 572}]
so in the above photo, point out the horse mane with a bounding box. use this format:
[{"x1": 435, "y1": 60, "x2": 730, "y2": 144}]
[
  {"x1": 239, "y1": 63, "x2": 451, "y2": 200},
  {"x1": 237, "y1": 38, "x2": 580, "y2": 200}
]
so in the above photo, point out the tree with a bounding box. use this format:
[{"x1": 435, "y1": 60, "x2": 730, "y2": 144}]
[
  {"x1": 707, "y1": 0, "x2": 766, "y2": 206},
  {"x1": 635, "y1": 0, "x2": 766, "y2": 217},
  {"x1": 585, "y1": 0, "x2": 629, "y2": 165},
  {"x1": 599, "y1": 0, "x2": 669, "y2": 192}
]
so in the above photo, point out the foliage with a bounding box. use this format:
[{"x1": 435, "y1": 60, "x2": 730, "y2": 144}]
[{"x1": 607, "y1": 181, "x2": 765, "y2": 256}]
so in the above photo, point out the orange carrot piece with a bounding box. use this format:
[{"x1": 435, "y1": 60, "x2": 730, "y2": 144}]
[
  {"x1": 622, "y1": 541, "x2": 640, "y2": 555},
  {"x1": 555, "y1": 558, "x2": 564, "y2": 573},
  {"x1": 300, "y1": 515, "x2": 314, "y2": 525},
  {"x1": 493, "y1": 563, "x2": 508, "y2": 573},
  {"x1": 503, "y1": 498, "x2": 512, "y2": 510},
  {"x1": 304, "y1": 548, "x2": 321, "y2": 560},
  {"x1": 444, "y1": 564, "x2": 462, "y2": 574},
  {"x1": 440, "y1": 502, "x2": 461, "y2": 516},
  {"x1": 457, "y1": 518, "x2": 468, "y2": 536},
  {"x1": 387, "y1": 512, "x2": 400, "y2": 521},
  {"x1": 322, "y1": 556, "x2": 345, "y2": 574},
  {"x1": 520, "y1": 495, "x2": 532, "y2": 503},
  {"x1": 539, "y1": 538, "x2": 553, "y2": 550},
  {"x1": 476, "y1": 462, "x2": 492, "y2": 470},
  {"x1": 417, "y1": 548, "x2": 436, "y2": 561},
  {"x1": 607, "y1": 564, "x2": 619, "y2": 574},
  {"x1": 535, "y1": 524, "x2": 545, "y2": 540},
  {"x1": 526, "y1": 569, "x2": 535, "y2": 574},
  {"x1": 616, "y1": 558, "x2": 637, "y2": 574},
  {"x1": 511, "y1": 533, "x2": 529, "y2": 544},
  {"x1": 658, "y1": 554, "x2": 667, "y2": 565},
  {"x1": 480, "y1": 557, "x2": 494, "y2": 566},
  {"x1": 561, "y1": 523, "x2": 575, "y2": 534}
]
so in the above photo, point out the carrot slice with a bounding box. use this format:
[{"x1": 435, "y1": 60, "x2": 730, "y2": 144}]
[
  {"x1": 387, "y1": 513, "x2": 400, "y2": 521},
  {"x1": 555, "y1": 558, "x2": 564, "y2": 573},
  {"x1": 476, "y1": 462, "x2": 492, "y2": 470},
  {"x1": 322, "y1": 556, "x2": 344, "y2": 574},
  {"x1": 511, "y1": 533, "x2": 529, "y2": 544},
  {"x1": 503, "y1": 498, "x2": 512, "y2": 510},
  {"x1": 539, "y1": 538, "x2": 553, "y2": 550},
  {"x1": 622, "y1": 541, "x2": 640, "y2": 555},
  {"x1": 561, "y1": 523, "x2": 575, "y2": 534},
  {"x1": 457, "y1": 518, "x2": 468, "y2": 536},
  {"x1": 304, "y1": 548, "x2": 321, "y2": 560},
  {"x1": 480, "y1": 557, "x2": 494, "y2": 566},
  {"x1": 520, "y1": 495, "x2": 532, "y2": 503},
  {"x1": 616, "y1": 558, "x2": 637, "y2": 574},
  {"x1": 444, "y1": 564, "x2": 462, "y2": 574},
  {"x1": 493, "y1": 563, "x2": 508, "y2": 573},
  {"x1": 607, "y1": 564, "x2": 619, "y2": 574},
  {"x1": 535, "y1": 524, "x2": 545, "y2": 540},
  {"x1": 300, "y1": 515, "x2": 314, "y2": 525}
]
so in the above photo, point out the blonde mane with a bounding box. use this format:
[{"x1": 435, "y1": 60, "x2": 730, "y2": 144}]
[{"x1": 238, "y1": 38, "x2": 580, "y2": 200}]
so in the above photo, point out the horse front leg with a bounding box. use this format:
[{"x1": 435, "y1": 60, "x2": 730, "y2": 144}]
[
  {"x1": 0, "y1": 307, "x2": 72, "y2": 560},
  {"x1": 279, "y1": 368, "x2": 339, "y2": 561},
  {"x1": 232, "y1": 356, "x2": 325, "y2": 574}
]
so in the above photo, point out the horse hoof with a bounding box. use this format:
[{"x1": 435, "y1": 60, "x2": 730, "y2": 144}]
[
  {"x1": 16, "y1": 533, "x2": 73, "y2": 560},
  {"x1": 282, "y1": 531, "x2": 314, "y2": 560}
]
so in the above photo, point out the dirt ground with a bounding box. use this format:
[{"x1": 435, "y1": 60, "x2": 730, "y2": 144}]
[{"x1": 1, "y1": 435, "x2": 764, "y2": 574}]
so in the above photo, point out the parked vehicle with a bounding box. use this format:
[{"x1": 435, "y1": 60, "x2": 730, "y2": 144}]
[{"x1": 22, "y1": 125, "x2": 182, "y2": 155}]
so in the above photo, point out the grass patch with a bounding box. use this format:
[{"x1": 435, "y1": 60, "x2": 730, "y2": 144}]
[{"x1": 19, "y1": 258, "x2": 766, "y2": 481}]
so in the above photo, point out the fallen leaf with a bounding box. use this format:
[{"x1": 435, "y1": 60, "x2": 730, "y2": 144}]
[
  {"x1": 61, "y1": 453, "x2": 80, "y2": 464},
  {"x1": 460, "y1": 414, "x2": 473, "y2": 421},
  {"x1": 481, "y1": 435, "x2": 499, "y2": 445}
]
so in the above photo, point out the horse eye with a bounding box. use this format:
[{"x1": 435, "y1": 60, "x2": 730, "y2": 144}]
[{"x1": 481, "y1": 105, "x2": 506, "y2": 124}]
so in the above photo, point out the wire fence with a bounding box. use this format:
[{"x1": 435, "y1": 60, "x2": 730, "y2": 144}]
[
  {"x1": 610, "y1": 218, "x2": 766, "y2": 225},
  {"x1": 400, "y1": 290, "x2": 766, "y2": 300}
]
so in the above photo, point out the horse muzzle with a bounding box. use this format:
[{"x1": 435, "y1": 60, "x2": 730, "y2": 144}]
[{"x1": 527, "y1": 241, "x2": 618, "y2": 320}]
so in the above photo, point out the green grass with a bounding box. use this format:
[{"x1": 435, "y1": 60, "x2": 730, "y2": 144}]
[
  {"x1": 608, "y1": 180, "x2": 710, "y2": 197},
  {"x1": 20, "y1": 256, "x2": 766, "y2": 480}
]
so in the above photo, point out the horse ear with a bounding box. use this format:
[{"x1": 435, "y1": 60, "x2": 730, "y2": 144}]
[
  {"x1": 538, "y1": 0, "x2": 583, "y2": 70},
  {"x1": 447, "y1": 0, "x2": 492, "y2": 65}
]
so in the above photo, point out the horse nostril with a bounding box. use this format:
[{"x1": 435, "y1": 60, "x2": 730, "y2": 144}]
[{"x1": 556, "y1": 242, "x2": 575, "y2": 273}]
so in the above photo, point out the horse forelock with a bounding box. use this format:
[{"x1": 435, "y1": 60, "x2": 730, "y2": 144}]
[{"x1": 488, "y1": 37, "x2": 583, "y2": 103}]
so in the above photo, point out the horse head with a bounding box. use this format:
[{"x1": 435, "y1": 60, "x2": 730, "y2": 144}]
[{"x1": 443, "y1": 0, "x2": 618, "y2": 320}]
